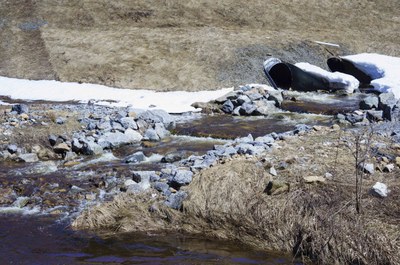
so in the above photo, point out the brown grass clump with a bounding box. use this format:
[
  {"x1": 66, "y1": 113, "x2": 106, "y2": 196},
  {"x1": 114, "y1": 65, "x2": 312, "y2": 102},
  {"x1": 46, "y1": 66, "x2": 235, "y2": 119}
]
[{"x1": 73, "y1": 127, "x2": 400, "y2": 264}]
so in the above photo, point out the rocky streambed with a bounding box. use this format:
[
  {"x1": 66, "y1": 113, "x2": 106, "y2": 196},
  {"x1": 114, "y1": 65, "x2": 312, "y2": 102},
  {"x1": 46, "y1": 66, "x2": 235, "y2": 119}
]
[{"x1": 0, "y1": 85, "x2": 399, "y2": 264}]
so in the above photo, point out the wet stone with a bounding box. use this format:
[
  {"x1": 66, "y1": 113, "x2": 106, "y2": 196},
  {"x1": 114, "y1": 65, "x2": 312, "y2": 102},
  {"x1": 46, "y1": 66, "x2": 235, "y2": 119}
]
[
  {"x1": 360, "y1": 95, "x2": 379, "y2": 110},
  {"x1": 124, "y1": 151, "x2": 146, "y2": 164}
]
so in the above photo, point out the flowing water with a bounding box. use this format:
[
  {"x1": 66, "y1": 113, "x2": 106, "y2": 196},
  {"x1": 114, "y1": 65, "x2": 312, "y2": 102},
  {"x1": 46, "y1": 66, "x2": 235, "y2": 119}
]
[{"x1": 0, "y1": 93, "x2": 366, "y2": 264}]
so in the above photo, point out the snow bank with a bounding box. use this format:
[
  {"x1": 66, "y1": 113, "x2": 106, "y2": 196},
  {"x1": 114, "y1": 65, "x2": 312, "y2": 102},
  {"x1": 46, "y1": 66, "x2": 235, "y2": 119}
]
[
  {"x1": 0, "y1": 77, "x2": 233, "y2": 113},
  {"x1": 295, "y1": 62, "x2": 360, "y2": 93},
  {"x1": 343, "y1": 53, "x2": 400, "y2": 98}
]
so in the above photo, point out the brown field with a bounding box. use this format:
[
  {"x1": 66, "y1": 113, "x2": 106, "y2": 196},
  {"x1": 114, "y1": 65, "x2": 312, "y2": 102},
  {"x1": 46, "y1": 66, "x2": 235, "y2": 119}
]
[{"x1": 0, "y1": 0, "x2": 399, "y2": 91}]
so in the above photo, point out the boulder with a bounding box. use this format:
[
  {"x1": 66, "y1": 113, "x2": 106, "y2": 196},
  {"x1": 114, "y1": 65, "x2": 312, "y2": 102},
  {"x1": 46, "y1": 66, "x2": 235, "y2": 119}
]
[
  {"x1": 165, "y1": 191, "x2": 188, "y2": 210},
  {"x1": 370, "y1": 182, "x2": 389, "y2": 198},
  {"x1": 161, "y1": 153, "x2": 183, "y2": 163},
  {"x1": 361, "y1": 163, "x2": 374, "y2": 174},
  {"x1": 119, "y1": 117, "x2": 138, "y2": 130},
  {"x1": 124, "y1": 151, "x2": 146, "y2": 163},
  {"x1": 168, "y1": 170, "x2": 193, "y2": 188},
  {"x1": 379, "y1": 92, "x2": 397, "y2": 120},
  {"x1": 222, "y1": 100, "x2": 234, "y2": 114},
  {"x1": 11, "y1": 104, "x2": 29, "y2": 114},
  {"x1": 7, "y1": 144, "x2": 18, "y2": 154},
  {"x1": 239, "y1": 102, "x2": 256, "y2": 115},
  {"x1": 81, "y1": 141, "x2": 103, "y2": 155},
  {"x1": 138, "y1": 109, "x2": 175, "y2": 126},
  {"x1": 253, "y1": 100, "x2": 278, "y2": 115},
  {"x1": 366, "y1": 110, "x2": 383, "y2": 122},
  {"x1": 360, "y1": 95, "x2": 379, "y2": 110},
  {"x1": 17, "y1": 153, "x2": 39, "y2": 163},
  {"x1": 53, "y1": 143, "x2": 70, "y2": 154},
  {"x1": 98, "y1": 129, "x2": 142, "y2": 148},
  {"x1": 154, "y1": 123, "x2": 170, "y2": 139},
  {"x1": 143, "y1": 128, "x2": 160, "y2": 141},
  {"x1": 214, "y1": 91, "x2": 238, "y2": 104}
]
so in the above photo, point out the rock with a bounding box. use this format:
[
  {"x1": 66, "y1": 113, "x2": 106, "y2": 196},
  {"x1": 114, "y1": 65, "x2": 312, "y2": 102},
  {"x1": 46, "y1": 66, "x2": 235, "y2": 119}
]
[
  {"x1": 124, "y1": 151, "x2": 146, "y2": 163},
  {"x1": 379, "y1": 92, "x2": 397, "y2": 120},
  {"x1": 138, "y1": 109, "x2": 175, "y2": 126},
  {"x1": 255, "y1": 135, "x2": 274, "y2": 144},
  {"x1": 71, "y1": 138, "x2": 83, "y2": 153},
  {"x1": 267, "y1": 90, "x2": 283, "y2": 106},
  {"x1": 168, "y1": 170, "x2": 193, "y2": 188},
  {"x1": 366, "y1": 110, "x2": 383, "y2": 122},
  {"x1": 111, "y1": 121, "x2": 125, "y2": 132},
  {"x1": 82, "y1": 141, "x2": 103, "y2": 155},
  {"x1": 396, "y1": 157, "x2": 400, "y2": 167},
  {"x1": 269, "y1": 167, "x2": 277, "y2": 176},
  {"x1": 325, "y1": 172, "x2": 333, "y2": 179},
  {"x1": 19, "y1": 113, "x2": 29, "y2": 120},
  {"x1": 165, "y1": 191, "x2": 188, "y2": 210},
  {"x1": 303, "y1": 176, "x2": 326, "y2": 183},
  {"x1": 161, "y1": 153, "x2": 183, "y2": 163},
  {"x1": 154, "y1": 123, "x2": 170, "y2": 139},
  {"x1": 370, "y1": 182, "x2": 389, "y2": 198},
  {"x1": 16, "y1": 153, "x2": 39, "y2": 163},
  {"x1": 0, "y1": 188, "x2": 15, "y2": 204},
  {"x1": 264, "y1": 181, "x2": 289, "y2": 195},
  {"x1": 239, "y1": 102, "x2": 256, "y2": 115},
  {"x1": 361, "y1": 163, "x2": 374, "y2": 174},
  {"x1": 48, "y1": 135, "x2": 58, "y2": 146},
  {"x1": 153, "y1": 182, "x2": 170, "y2": 195},
  {"x1": 132, "y1": 171, "x2": 157, "y2": 184},
  {"x1": 64, "y1": 151, "x2": 78, "y2": 161},
  {"x1": 331, "y1": 124, "x2": 340, "y2": 131},
  {"x1": 359, "y1": 95, "x2": 379, "y2": 110},
  {"x1": 144, "y1": 128, "x2": 160, "y2": 141},
  {"x1": 7, "y1": 144, "x2": 18, "y2": 154},
  {"x1": 253, "y1": 100, "x2": 278, "y2": 115},
  {"x1": 294, "y1": 124, "x2": 311, "y2": 134},
  {"x1": 214, "y1": 91, "x2": 238, "y2": 104},
  {"x1": 277, "y1": 161, "x2": 289, "y2": 170},
  {"x1": 53, "y1": 143, "x2": 70, "y2": 154},
  {"x1": 345, "y1": 113, "x2": 364, "y2": 124},
  {"x1": 222, "y1": 100, "x2": 234, "y2": 114},
  {"x1": 11, "y1": 104, "x2": 29, "y2": 114},
  {"x1": 119, "y1": 117, "x2": 138, "y2": 130},
  {"x1": 247, "y1": 92, "x2": 264, "y2": 101},
  {"x1": 383, "y1": 164, "x2": 395, "y2": 173},
  {"x1": 236, "y1": 95, "x2": 251, "y2": 105},
  {"x1": 98, "y1": 129, "x2": 142, "y2": 148},
  {"x1": 232, "y1": 106, "x2": 241, "y2": 116},
  {"x1": 236, "y1": 143, "x2": 265, "y2": 156},
  {"x1": 55, "y1": 117, "x2": 65, "y2": 124},
  {"x1": 97, "y1": 121, "x2": 112, "y2": 131}
]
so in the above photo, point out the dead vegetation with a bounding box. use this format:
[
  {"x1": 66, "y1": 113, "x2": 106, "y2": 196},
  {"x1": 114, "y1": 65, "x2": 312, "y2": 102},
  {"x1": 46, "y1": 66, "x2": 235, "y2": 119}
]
[
  {"x1": 73, "y1": 126, "x2": 400, "y2": 264},
  {"x1": 1, "y1": 0, "x2": 399, "y2": 90}
]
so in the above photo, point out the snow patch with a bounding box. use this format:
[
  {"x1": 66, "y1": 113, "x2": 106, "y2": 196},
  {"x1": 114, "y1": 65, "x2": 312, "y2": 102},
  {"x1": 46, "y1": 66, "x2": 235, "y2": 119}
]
[
  {"x1": 342, "y1": 53, "x2": 400, "y2": 98},
  {"x1": 295, "y1": 62, "x2": 360, "y2": 93},
  {"x1": 0, "y1": 76, "x2": 233, "y2": 113}
]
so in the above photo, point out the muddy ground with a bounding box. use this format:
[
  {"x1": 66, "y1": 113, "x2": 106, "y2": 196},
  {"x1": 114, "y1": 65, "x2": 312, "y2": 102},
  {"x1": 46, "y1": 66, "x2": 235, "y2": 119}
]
[{"x1": 0, "y1": 0, "x2": 399, "y2": 90}]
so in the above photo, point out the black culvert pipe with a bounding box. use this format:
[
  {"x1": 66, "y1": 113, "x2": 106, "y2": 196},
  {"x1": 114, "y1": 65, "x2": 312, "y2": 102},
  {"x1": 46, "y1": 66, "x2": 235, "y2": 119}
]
[
  {"x1": 263, "y1": 57, "x2": 329, "y2": 91},
  {"x1": 327, "y1": 57, "x2": 373, "y2": 85}
]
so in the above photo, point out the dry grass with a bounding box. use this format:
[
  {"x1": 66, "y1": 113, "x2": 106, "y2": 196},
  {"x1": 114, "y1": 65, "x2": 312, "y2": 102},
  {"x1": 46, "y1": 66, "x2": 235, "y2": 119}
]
[
  {"x1": 1, "y1": 0, "x2": 399, "y2": 91},
  {"x1": 73, "y1": 127, "x2": 400, "y2": 264}
]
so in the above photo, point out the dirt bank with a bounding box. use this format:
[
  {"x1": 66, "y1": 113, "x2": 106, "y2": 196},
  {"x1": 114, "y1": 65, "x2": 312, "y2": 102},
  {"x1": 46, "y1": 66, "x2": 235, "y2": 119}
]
[
  {"x1": 73, "y1": 126, "x2": 400, "y2": 264},
  {"x1": 1, "y1": 0, "x2": 399, "y2": 90}
]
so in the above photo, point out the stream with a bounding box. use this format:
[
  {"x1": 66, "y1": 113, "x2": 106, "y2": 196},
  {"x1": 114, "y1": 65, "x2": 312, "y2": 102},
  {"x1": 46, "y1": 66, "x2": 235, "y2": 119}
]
[{"x1": 0, "y1": 92, "x2": 367, "y2": 264}]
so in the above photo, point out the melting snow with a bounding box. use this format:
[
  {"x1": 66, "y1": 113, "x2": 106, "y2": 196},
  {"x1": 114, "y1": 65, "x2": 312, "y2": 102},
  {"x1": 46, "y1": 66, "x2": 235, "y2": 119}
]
[
  {"x1": 0, "y1": 76, "x2": 233, "y2": 113},
  {"x1": 295, "y1": 62, "x2": 360, "y2": 93},
  {"x1": 343, "y1": 53, "x2": 400, "y2": 98}
]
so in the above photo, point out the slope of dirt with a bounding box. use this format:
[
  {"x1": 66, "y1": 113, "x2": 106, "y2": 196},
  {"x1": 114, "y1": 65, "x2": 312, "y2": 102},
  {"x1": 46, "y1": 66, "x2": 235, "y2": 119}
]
[{"x1": 0, "y1": 0, "x2": 399, "y2": 90}]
